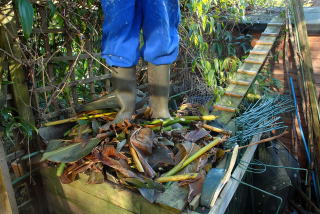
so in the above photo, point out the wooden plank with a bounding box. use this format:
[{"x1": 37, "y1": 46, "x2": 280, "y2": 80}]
[
  {"x1": 263, "y1": 26, "x2": 281, "y2": 34},
  {"x1": 237, "y1": 62, "x2": 262, "y2": 73},
  {"x1": 0, "y1": 139, "x2": 19, "y2": 214},
  {"x1": 41, "y1": 168, "x2": 177, "y2": 214},
  {"x1": 209, "y1": 134, "x2": 262, "y2": 214},
  {"x1": 244, "y1": 54, "x2": 268, "y2": 64},
  {"x1": 224, "y1": 84, "x2": 250, "y2": 96},
  {"x1": 212, "y1": 15, "x2": 283, "y2": 126},
  {"x1": 251, "y1": 44, "x2": 272, "y2": 53},
  {"x1": 237, "y1": 69, "x2": 257, "y2": 76},
  {"x1": 224, "y1": 92, "x2": 243, "y2": 98},
  {"x1": 213, "y1": 104, "x2": 236, "y2": 112},
  {"x1": 209, "y1": 145, "x2": 239, "y2": 207},
  {"x1": 268, "y1": 23, "x2": 283, "y2": 26},
  {"x1": 229, "y1": 80, "x2": 251, "y2": 86},
  {"x1": 256, "y1": 35, "x2": 277, "y2": 44},
  {"x1": 156, "y1": 182, "x2": 189, "y2": 212},
  {"x1": 232, "y1": 73, "x2": 255, "y2": 83},
  {"x1": 216, "y1": 96, "x2": 242, "y2": 108},
  {"x1": 291, "y1": 0, "x2": 320, "y2": 152},
  {"x1": 261, "y1": 32, "x2": 278, "y2": 37}
]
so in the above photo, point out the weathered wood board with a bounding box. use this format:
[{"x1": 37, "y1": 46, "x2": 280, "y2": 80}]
[
  {"x1": 0, "y1": 139, "x2": 19, "y2": 214},
  {"x1": 213, "y1": 16, "x2": 284, "y2": 125},
  {"x1": 41, "y1": 167, "x2": 180, "y2": 214}
]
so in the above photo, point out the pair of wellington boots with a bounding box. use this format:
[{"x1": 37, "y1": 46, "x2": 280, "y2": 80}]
[{"x1": 111, "y1": 63, "x2": 171, "y2": 123}]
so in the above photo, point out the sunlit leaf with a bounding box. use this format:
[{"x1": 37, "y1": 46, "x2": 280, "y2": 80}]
[
  {"x1": 17, "y1": 0, "x2": 34, "y2": 38},
  {"x1": 41, "y1": 138, "x2": 100, "y2": 163}
]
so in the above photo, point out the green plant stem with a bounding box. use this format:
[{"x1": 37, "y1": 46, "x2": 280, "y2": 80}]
[
  {"x1": 56, "y1": 163, "x2": 66, "y2": 176},
  {"x1": 163, "y1": 137, "x2": 224, "y2": 177}
]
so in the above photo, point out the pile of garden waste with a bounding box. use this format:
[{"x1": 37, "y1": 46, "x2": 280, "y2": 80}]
[{"x1": 40, "y1": 104, "x2": 230, "y2": 203}]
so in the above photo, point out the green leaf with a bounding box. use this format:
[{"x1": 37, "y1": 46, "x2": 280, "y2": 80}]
[
  {"x1": 41, "y1": 138, "x2": 101, "y2": 163},
  {"x1": 48, "y1": 0, "x2": 56, "y2": 18},
  {"x1": 17, "y1": 0, "x2": 34, "y2": 38}
]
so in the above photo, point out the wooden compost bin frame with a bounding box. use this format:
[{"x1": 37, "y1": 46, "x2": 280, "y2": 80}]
[{"x1": 39, "y1": 16, "x2": 283, "y2": 214}]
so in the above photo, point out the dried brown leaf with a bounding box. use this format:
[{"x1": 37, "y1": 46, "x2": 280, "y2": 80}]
[
  {"x1": 130, "y1": 128, "x2": 154, "y2": 155},
  {"x1": 184, "y1": 128, "x2": 209, "y2": 143},
  {"x1": 146, "y1": 144, "x2": 174, "y2": 168},
  {"x1": 187, "y1": 172, "x2": 205, "y2": 202},
  {"x1": 131, "y1": 143, "x2": 156, "y2": 178},
  {"x1": 101, "y1": 145, "x2": 128, "y2": 160}
]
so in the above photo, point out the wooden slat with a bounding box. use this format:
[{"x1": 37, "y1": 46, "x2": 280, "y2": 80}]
[
  {"x1": 250, "y1": 50, "x2": 269, "y2": 55},
  {"x1": 261, "y1": 32, "x2": 278, "y2": 37},
  {"x1": 224, "y1": 92, "x2": 243, "y2": 98},
  {"x1": 268, "y1": 23, "x2": 283, "y2": 26},
  {"x1": 251, "y1": 44, "x2": 272, "y2": 53},
  {"x1": 237, "y1": 69, "x2": 257, "y2": 76},
  {"x1": 229, "y1": 80, "x2": 251, "y2": 86},
  {"x1": 213, "y1": 105, "x2": 236, "y2": 113},
  {"x1": 232, "y1": 73, "x2": 255, "y2": 83},
  {"x1": 0, "y1": 139, "x2": 19, "y2": 214},
  {"x1": 209, "y1": 134, "x2": 262, "y2": 214},
  {"x1": 244, "y1": 54, "x2": 267, "y2": 64},
  {"x1": 212, "y1": 15, "x2": 283, "y2": 126},
  {"x1": 41, "y1": 168, "x2": 177, "y2": 214},
  {"x1": 255, "y1": 40, "x2": 273, "y2": 45},
  {"x1": 263, "y1": 26, "x2": 281, "y2": 34}
]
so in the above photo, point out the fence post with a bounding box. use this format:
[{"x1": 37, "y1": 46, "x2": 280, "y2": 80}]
[{"x1": 0, "y1": 138, "x2": 19, "y2": 214}]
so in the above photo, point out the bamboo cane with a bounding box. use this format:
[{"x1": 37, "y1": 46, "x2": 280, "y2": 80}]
[
  {"x1": 156, "y1": 173, "x2": 199, "y2": 183},
  {"x1": 44, "y1": 112, "x2": 117, "y2": 126},
  {"x1": 163, "y1": 137, "x2": 224, "y2": 177},
  {"x1": 202, "y1": 124, "x2": 232, "y2": 135},
  {"x1": 129, "y1": 145, "x2": 144, "y2": 173}
]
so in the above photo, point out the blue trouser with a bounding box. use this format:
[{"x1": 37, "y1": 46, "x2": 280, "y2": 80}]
[{"x1": 101, "y1": 0, "x2": 180, "y2": 67}]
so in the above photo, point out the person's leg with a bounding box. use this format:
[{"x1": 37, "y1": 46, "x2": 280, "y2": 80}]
[
  {"x1": 100, "y1": 0, "x2": 141, "y2": 123},
  {"x1": 111, "y1": 66, "x2": 136, "y2": 123},
  {"x1": 101, "y1": 0, "x2": 142, "y2": 67},
  {"x1": 141, "y1": 0, "x2": 180, "y2": 65},
  {"x1": 142, "y1": 0, "x2": 180, "y2": 118}
]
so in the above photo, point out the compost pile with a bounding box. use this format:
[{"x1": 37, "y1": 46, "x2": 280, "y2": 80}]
[{"x1": 41, "y1": 104, "x2": 229, "y2": 203}]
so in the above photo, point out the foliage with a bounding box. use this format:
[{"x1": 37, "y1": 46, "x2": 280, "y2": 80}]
[
  {"x1": 16, "y1": 0, "x2": 34, "y2": 38},
  {"x1": 179, "y1": 0, "x2": 252, "y2": 97},
  {"x1": 0, "y1": 106, "x2": 37, "y2": 143},
  {"x1": 9, "y1": 0, "x2": 286, "y2": 119}
]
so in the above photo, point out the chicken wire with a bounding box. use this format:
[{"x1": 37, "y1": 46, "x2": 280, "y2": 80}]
[{"x1": 172, "y1": 68, "x2": 215, "y2": 105}]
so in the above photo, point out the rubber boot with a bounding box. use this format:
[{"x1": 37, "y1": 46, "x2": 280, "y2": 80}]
[
  {"x1": 111, "y1": 66, "x2": 136, "y2": 123},
  {"x1": 148, "y1": 63, "x2": 171, "y2": 119}
]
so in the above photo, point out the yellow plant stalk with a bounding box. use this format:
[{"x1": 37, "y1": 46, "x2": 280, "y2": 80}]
[
  {"x1": 164, "y1": 137, "x2": 223, "y2": 177},
  {"x1": 156, "y1": 173, "x2": 199, "y2": 183},
  {"x1": 44, "y1": 112, "x2": 117, "y2": 126},
  {"x1": 129, "y1": 146, "x2": 144, "y2": 173},
  {"x1": 202, "y1": 124, "x2": 232, "y2": 135}
]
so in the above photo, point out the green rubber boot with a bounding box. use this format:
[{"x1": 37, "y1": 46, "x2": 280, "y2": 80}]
[
  {"x1": 148, "y1": 63, "x2": 171, "y2": 119},
  {"x1": 111, "y1": 66, "x2": 136, "y2": 123}
]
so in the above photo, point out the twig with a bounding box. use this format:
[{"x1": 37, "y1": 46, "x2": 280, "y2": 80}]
[
  {"x1": 43, "y1": 43, "x2": 84, "y2": 112},
  {"x1": 0, "y1": 47, "x2": 23, "y2": 64},
  {"x1": 224, "y1": 131, "x2": 288, "y2": 153}
]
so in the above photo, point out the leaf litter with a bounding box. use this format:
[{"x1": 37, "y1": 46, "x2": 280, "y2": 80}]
[{"x1": 41, "y1": 106, "x2": 229, "y2": 204}]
